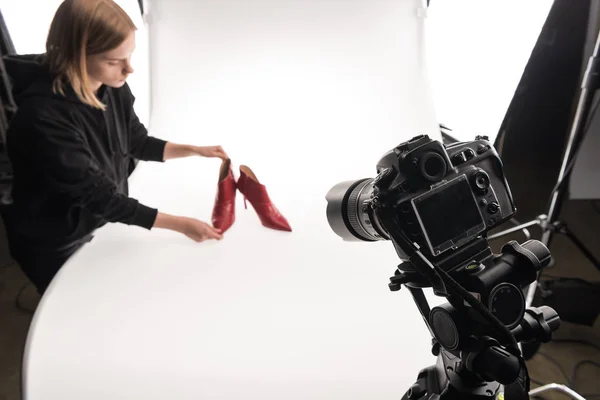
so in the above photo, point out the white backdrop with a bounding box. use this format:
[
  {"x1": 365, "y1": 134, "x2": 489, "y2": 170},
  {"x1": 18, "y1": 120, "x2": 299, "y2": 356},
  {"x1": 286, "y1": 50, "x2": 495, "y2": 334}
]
[
  {"x1": 22, "y1": 1, "x2": 448, "y2": 398},
  {"x1": 144, "y1": 0, "x2": 441, "y2": 191}
]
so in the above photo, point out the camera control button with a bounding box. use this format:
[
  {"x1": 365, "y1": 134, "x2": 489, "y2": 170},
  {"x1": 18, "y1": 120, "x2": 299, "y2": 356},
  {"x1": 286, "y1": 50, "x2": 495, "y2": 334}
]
[
  {"x1": 479, "y1": 199, "x2": 488, "y2": 207},
  {"x1": 476, "y1": 144, "x2": 488, "y2": 154},
  {"x1": 464, "y1": 149, "x2": 475, "y2": 160},
  {"x1": 487, "y1": 202, "x2": 500, "y2": 214},
  {"x1": 452, "y1": 153, "x2": 466, "y2": 165}
]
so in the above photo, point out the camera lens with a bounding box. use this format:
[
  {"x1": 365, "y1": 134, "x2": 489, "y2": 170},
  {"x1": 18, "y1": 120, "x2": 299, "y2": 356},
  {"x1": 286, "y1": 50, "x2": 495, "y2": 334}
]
[
  {"x1": 326, "y1": 179, "x2": 389, "y2": 242},
  {"x1": 419, "y1": 152, "x2": 447, "y2": 182}
]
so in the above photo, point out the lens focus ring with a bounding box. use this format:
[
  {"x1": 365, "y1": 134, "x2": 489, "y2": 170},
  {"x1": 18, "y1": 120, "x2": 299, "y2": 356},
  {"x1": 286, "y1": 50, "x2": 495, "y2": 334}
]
[{"x1": 347, "y1": 180, "x2": 372, "y2": 241}]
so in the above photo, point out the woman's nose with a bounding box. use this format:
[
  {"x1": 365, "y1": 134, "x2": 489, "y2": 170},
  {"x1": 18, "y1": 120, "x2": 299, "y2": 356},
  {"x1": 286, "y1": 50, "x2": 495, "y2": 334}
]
[{"x1": 124, "y1": 62, "x2": 134, "y2": 74}]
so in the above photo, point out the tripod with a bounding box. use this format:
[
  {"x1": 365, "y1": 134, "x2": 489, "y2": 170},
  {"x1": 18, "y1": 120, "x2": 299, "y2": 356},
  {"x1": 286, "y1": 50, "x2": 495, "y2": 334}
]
[{"x1": 399, "y1": 302, "x2": 561, "y2": 400}]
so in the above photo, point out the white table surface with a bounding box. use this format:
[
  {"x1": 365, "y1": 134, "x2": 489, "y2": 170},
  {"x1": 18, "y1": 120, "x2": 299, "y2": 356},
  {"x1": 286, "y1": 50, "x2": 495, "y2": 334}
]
[{"x1": 23, "y1": 1, "x2": 447, "y2": 398}]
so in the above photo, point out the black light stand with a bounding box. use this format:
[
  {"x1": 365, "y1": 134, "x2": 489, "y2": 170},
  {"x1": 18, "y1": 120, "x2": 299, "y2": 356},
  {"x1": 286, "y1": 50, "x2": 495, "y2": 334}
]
[
  {"x1": 488, "y1": 23, "x2": 600, "y2": 311},
  {"x1": 0, "y1": 8, "x2": 15, "y2": 206},
  {"x1": 470, "y1": 13, "x2": 600, "y2": 400}
]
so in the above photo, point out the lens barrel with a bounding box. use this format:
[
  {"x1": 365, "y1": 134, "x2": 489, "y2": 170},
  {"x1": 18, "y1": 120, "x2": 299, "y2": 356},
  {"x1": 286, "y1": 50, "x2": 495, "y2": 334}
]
[{"x1": 325, "y1": 179, "x2": 389, "y2": 242}]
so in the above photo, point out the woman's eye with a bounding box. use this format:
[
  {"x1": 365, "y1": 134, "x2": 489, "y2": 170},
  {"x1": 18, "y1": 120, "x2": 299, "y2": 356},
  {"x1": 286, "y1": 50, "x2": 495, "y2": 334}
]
[{"x1": 108, "y1": 61, "x2": 119, "y2": 66}]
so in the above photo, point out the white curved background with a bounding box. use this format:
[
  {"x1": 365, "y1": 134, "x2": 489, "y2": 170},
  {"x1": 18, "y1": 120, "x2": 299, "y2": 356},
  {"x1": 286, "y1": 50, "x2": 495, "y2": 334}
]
[
  {"x1": 0, "y1": 0, "x2": 550, "y2": 399},
  {"x1": 20, "y1": 1, "x2": 445, "y2": 398}
]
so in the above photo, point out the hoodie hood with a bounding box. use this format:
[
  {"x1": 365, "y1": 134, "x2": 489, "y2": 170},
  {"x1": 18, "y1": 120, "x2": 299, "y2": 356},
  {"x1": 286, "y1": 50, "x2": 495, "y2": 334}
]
[{"x1": 3, "y1": 53, "x2": 83, "y2": 106}]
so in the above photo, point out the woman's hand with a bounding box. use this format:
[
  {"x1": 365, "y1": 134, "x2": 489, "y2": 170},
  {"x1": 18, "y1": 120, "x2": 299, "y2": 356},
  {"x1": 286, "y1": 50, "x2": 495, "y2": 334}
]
[
  {"x1": 154, "y1": 212, "x2": 223, "y2": 242},
  {"x1": 179, "y1": 217, "x2": 223, "y2": 242},
  {"x1": 195, "y1": 145, "x2": 228, "y2": 160}
]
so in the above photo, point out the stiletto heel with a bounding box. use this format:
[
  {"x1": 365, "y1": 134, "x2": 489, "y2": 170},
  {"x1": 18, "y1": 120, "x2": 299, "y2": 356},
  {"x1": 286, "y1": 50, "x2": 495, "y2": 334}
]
[
  {"x1": 211, "y1": 158, "x2": 237, "y2": 232},
  {"x1": 236, "y1": 165, "x2": 291, "y2": 232},
  {"x1": 243, "y1": 196, "x2": 248, "y2": 209}
]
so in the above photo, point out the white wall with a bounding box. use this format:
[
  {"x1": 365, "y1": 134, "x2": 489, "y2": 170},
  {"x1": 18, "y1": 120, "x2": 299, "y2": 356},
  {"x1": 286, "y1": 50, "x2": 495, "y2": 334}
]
[{"x1": 0, "y1": 0, "x2": 151, "y2": 127}]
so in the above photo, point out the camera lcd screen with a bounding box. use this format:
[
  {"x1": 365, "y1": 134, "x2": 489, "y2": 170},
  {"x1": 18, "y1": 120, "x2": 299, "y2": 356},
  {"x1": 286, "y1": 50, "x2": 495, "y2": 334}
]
[{"x1": 411, "y1": 175, "x2": 486, "y2": 256}]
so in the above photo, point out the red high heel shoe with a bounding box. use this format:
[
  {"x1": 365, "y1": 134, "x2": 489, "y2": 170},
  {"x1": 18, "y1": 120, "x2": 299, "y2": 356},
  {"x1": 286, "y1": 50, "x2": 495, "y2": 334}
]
[
  {"x1": 237, "y1": 165, "x2": 292, "y2": 232},
  {"x1": 211, "y1": 158, "x2": 237, "y2": 232}
]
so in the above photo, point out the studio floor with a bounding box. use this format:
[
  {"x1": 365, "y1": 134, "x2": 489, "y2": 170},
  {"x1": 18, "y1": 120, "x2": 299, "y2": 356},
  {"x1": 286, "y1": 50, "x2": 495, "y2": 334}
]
[{"x1": 516, "y1": 198, "x2": 600, "y2": 399}]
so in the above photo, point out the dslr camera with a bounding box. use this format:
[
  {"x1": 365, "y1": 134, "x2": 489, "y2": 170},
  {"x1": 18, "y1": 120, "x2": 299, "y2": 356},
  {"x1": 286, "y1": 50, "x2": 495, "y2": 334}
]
[{"x1": 326, "y1": 135, "x2": 560, "y2": 399}]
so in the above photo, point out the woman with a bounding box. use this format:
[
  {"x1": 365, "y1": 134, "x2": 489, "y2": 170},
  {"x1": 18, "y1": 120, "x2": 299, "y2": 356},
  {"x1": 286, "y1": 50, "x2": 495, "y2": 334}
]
[{"x1": 1, "y1": 0, "x2": 225, "y2": 295}]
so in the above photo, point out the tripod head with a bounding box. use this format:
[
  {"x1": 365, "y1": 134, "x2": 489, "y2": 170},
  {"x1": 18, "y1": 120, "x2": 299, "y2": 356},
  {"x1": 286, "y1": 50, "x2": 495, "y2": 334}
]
[{"x1": 389, "y1": 239, "x2": 559, "y2": 399}]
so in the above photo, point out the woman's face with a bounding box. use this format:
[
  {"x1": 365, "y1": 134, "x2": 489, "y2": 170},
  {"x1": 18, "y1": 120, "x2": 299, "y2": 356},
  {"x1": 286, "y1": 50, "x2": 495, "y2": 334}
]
[{"x1": 87, "y1": 30, "x2": 136, "y2": 91}]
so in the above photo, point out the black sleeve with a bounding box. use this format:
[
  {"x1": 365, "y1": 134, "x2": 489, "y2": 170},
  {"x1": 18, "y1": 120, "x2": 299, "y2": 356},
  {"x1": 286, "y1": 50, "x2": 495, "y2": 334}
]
[
  {"x1": 126, "y1": 89, "x2": 167, "y2": 162},
  {"x1": 31, "y1": 118, "x2": 158, "y2": 230}
]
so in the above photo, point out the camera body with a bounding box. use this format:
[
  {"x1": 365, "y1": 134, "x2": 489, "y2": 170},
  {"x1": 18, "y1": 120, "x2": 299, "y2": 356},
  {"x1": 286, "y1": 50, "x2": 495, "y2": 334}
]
[
  {"x1": 375, "y1": 134, "x2": 517, "y2": 260},
  {"x1": 326, "y1": 134, "x2": 518, "y2": 271}
]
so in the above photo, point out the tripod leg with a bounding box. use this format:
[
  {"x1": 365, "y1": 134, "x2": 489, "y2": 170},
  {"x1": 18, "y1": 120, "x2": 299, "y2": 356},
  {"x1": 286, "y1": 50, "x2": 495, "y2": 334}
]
[
  {"x1": 556, "y1": 224, "x2": 600, "y2": 272},
  {"x1": 401, "y1": 366, "x2": 440, "y2": 400},
  {"x1": 488, "y1": 218, "x2": 540, "y2": 241},
  {"x1": 540, "y1": 228, "x2": 554, "y2": 249},
  {"x1": 529, "y1": 383, "x2": 586, "y2": 400}
]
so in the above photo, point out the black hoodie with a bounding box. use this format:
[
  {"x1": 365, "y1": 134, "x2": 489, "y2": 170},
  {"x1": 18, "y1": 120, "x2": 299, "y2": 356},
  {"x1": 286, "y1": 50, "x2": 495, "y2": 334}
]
[{"x1": 1, "y1": 54, "x2": 166, "y2": 249}]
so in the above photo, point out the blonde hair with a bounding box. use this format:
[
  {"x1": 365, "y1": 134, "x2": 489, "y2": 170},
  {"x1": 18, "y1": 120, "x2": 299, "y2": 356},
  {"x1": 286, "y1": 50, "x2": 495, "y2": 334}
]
[{"x1": 46, "y1": 0, "x2": 136, "y2": 110}]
